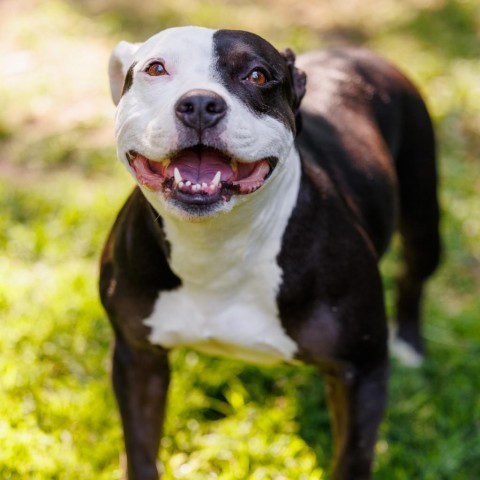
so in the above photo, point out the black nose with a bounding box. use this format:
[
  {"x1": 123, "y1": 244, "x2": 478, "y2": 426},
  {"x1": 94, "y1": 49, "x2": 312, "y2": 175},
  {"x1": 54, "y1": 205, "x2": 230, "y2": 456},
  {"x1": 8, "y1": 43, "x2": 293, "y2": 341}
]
[{"x1": 175, "y1": 89, "x2": 227, "y2": 132}]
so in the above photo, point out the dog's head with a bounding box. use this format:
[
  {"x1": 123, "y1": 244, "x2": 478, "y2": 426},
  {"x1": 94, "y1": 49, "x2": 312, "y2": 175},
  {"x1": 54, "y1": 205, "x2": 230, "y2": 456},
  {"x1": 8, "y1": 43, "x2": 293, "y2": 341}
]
[{"x1": 109, "y1": 27, "x2": 306, "y2": 220}]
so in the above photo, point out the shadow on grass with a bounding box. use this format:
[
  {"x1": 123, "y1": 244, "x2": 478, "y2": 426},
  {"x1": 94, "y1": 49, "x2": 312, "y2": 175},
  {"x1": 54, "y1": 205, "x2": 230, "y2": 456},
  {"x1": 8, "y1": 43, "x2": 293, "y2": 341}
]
[
  {"x1": 187, "y1": 358, "x2": 333, "y2": 472},
  {"x1": 238, "y1": 365, "x2": 333, "y2": 470}
]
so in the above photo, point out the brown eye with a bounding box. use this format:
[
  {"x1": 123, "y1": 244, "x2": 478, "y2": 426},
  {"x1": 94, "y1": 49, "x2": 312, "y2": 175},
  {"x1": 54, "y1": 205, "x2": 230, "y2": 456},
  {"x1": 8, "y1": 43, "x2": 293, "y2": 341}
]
[
  {"x1": 146, "y1": 62, "x2": 168, "y2": 76},
  {"x1": 246, "y1": 69, "x2": 267, "y2": 85}
]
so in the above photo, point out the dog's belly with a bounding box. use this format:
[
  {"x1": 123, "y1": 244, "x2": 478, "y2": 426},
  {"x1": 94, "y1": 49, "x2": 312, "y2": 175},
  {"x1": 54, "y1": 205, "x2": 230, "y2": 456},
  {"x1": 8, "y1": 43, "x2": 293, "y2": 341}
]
[{"x1": 143, "y1": 283, "x2": 298, "y2": 365}]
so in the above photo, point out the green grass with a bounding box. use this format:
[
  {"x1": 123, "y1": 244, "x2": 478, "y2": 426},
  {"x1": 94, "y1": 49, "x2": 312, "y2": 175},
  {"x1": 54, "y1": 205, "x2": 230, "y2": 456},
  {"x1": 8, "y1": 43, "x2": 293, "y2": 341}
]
[{"x1": 1, "y1": 0, "x2": 479, "y2": 478}]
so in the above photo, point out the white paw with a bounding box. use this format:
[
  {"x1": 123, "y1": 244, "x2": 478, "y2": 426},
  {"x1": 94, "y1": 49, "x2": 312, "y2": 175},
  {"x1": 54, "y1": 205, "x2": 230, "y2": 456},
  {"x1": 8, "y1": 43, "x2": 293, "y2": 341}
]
[{"x1": 389, "y1": 336, "x2": 424, "y2": 368}]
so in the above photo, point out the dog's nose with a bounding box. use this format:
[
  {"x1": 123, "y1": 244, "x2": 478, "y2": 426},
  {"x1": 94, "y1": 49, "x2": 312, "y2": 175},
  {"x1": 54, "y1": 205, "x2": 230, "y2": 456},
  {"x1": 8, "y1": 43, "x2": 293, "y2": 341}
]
[{"x1": 175, "y1": 90, "x2": 227, "y2": 132}]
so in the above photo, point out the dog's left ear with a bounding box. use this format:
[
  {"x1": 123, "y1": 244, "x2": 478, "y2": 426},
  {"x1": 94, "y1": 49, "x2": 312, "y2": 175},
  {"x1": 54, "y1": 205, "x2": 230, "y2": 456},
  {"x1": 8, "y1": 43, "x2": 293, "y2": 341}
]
[
  {"x1": 108, "y1": 41, "x2": 142, "y2": 105},
  {"x1": 280, "y1": 48, "x2": 307, "y2": 112}
]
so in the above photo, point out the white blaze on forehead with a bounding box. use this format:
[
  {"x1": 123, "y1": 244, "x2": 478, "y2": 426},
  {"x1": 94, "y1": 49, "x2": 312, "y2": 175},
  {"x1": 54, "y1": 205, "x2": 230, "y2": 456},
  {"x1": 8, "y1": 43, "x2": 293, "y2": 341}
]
[{"x1": 132, "y1": 26, "x2": 216, "y2": 77}]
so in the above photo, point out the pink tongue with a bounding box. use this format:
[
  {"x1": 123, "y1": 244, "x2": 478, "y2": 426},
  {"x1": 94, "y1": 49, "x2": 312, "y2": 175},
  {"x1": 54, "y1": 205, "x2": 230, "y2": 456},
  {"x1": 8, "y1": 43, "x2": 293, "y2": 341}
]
[{"x1": 167, "y1": 149, "x2": 234, "y2": 184}]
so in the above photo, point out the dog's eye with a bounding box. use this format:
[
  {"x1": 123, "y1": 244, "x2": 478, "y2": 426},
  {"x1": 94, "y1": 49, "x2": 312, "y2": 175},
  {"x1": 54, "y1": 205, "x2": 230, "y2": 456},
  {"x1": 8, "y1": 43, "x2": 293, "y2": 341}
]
[
  {"x1": 146, "y1": 62, "x2": 168, "y2": 76},
  {"x1": 246, "y1": 69, "x2": 267, "y2": 85}
]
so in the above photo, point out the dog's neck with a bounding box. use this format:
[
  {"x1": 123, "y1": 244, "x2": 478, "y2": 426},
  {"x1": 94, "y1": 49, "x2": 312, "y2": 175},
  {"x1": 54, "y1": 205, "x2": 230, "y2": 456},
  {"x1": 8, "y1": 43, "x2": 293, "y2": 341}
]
[{"x1": 157, "y1": 148, "x2": 301, "y2": 291}]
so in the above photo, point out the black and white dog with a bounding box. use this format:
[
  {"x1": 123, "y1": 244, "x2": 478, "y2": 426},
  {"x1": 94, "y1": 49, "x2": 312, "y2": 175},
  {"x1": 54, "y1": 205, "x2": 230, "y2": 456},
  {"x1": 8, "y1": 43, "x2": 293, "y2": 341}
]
[{"x1": 100, "y1": 27, "x2": 440, "y2": 479}]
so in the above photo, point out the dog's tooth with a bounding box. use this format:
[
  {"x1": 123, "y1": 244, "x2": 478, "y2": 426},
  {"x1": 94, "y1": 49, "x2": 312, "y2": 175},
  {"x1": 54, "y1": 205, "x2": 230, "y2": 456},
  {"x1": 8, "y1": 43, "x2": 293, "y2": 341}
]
[
  {"x1": 174, "y1": 167, "x2": 182, "y2": 184},
  {"x1": 212, "y1": 171, "x2": 221, "y2": 187},
  {"x1": 231, "y1": 160, "x2": 238, "y2": 173},
  {"x1": 178, "y1": 181, "x2": 185, "y2": 189},
  {"x1": 202, "y1": 183, "x2": 208, "y2": 190},
  {"x1": 185, "y1": 181, "x2": 191, "y2": 187}
]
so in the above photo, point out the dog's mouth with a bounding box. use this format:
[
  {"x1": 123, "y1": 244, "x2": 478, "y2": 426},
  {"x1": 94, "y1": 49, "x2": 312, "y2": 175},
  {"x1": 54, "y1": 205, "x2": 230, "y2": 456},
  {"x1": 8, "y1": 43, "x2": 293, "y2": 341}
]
[{"x1": 127, "y1": 145, "x2": 277, "y2": 205}]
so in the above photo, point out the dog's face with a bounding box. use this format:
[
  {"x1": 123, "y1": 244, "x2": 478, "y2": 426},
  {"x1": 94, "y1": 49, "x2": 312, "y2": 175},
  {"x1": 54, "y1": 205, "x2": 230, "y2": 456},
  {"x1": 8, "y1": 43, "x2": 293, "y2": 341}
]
[{"x1": 109, "y1": 27, "x2": 306, "y2": 219}]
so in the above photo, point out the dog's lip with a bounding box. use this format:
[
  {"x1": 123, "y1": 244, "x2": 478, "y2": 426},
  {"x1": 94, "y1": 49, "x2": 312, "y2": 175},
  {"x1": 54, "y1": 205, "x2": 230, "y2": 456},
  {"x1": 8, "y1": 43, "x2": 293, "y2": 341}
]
[{"x1": 126, "y1": 146, "x2": 278, "y2": 201}]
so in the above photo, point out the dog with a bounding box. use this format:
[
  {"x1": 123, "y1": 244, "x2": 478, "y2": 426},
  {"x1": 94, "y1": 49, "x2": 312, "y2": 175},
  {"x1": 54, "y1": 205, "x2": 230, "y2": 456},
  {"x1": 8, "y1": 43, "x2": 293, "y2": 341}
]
[{"x1": 99, "y1": 26, "x2": 440, "y2": 479}]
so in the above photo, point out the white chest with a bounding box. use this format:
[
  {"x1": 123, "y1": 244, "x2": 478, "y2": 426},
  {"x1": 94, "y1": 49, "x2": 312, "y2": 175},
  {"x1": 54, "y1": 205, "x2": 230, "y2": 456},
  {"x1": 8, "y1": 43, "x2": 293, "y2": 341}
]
[
  {"x1": 143, "y1": 148, "x2": 301, "y2": 364},
  {"x1": 144, "y1": 263, "x2": 297, "y2": 364}
]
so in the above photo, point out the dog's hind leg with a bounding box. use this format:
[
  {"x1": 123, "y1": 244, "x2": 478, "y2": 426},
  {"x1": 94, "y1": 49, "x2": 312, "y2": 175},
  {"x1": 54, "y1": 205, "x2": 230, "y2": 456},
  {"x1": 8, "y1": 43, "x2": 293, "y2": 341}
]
[
  {"x1": 325, "y1": 360, "x2": 389, "y2": 480},
  {"x1": 112, "y1": 335, "x2": 170, "y2": 480},
  {"x1": 392, "y1": 90, "x2": 441, "y2": 366}
]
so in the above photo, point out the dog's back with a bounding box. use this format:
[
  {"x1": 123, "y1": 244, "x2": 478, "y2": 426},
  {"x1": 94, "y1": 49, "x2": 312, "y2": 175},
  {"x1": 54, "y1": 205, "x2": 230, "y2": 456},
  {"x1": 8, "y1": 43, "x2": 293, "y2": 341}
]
[{"x1": 294, "y1": 48, "x2": 441, "y2": 362}]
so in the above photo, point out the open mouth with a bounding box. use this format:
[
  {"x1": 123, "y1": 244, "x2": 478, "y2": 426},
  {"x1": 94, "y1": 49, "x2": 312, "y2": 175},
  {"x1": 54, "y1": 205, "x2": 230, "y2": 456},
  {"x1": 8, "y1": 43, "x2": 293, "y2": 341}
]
[{"x1": 127, "y1": 145, "x2": 277, "y2": 204}]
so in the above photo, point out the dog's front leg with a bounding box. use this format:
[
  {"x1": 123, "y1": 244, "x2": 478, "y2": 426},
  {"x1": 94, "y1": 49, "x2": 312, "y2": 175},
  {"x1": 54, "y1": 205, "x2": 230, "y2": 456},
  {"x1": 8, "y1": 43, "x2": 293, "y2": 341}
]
[
  {"x1": 112, "y1": 336, "x2": 170, "y2": 480},
  {"x1": 325, "y1": 360, "x2": 388, "y2": 480}
]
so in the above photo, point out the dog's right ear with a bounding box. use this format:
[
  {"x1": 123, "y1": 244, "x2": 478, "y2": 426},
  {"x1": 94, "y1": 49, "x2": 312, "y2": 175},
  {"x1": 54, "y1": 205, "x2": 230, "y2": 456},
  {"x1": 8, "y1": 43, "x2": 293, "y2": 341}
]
[{"x1": 108, "y1": 41, "x2": 142, "y2": 105}]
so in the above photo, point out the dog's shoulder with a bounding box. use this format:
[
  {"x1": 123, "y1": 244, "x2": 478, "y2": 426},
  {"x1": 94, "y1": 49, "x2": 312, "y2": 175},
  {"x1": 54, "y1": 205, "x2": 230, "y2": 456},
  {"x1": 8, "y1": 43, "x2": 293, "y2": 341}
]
[
  {"x1": 99, "y1": 188, "x2": 180, "y2": 318},
  {"x1": 293, "y1": 48, "x2": 409, "y2": 257}
]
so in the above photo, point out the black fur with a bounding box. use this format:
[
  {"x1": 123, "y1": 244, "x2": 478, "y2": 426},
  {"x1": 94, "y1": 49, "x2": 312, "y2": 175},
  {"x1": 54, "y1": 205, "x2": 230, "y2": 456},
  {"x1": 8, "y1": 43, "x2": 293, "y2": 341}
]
[{"x1": 213, "y1": 30, "x2": 300, "y2": 132}]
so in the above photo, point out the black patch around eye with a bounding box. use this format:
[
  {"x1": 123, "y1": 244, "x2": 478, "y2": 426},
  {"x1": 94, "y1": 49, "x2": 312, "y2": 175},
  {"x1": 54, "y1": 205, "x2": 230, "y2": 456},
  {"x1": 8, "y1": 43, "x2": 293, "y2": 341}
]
[
  {"x1": 122, "y1": 61, "x2": 137, "y2": 97},
  {"x1": 245, "y1": 69, "x2": 270, "y2": 85},
  {"x1": 213, "y1": 30, "x2": 296, "y2": 132}
]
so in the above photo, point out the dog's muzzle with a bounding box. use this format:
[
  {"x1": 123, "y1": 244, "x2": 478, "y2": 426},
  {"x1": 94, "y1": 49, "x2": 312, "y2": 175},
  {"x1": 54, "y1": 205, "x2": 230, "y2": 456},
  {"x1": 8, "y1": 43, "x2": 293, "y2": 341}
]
[
  {"x1": 126, "y1": 146, "x2": 278, "y2": 205},
  {"x1": 126, "y1": 89, "x2": 279, "y2": 207}
]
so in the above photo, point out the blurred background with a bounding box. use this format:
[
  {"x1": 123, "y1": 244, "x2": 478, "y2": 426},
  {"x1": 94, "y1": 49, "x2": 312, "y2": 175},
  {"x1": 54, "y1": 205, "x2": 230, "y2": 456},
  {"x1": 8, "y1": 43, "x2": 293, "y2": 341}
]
[{"x1": 0, "y1": 0, "x2": 479, "y2": 478}]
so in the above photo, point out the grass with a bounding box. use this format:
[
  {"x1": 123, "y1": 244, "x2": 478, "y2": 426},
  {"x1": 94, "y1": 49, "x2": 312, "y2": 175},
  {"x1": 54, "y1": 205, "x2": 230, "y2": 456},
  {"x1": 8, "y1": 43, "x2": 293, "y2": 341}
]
[{"x1": 0, "y1": 0, "x2": 479, "y2": 478}]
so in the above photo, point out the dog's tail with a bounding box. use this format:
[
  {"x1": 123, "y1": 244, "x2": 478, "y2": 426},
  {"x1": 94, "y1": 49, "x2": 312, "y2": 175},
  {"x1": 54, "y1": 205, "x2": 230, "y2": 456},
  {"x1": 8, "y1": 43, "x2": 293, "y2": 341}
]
[{"x1": 392, "y1": 85, "x2": 441, "y2": 366}]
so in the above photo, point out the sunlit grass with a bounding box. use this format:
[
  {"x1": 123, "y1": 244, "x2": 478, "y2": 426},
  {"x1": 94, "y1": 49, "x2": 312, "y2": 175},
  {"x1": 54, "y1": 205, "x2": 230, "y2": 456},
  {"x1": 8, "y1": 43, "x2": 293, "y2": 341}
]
[{"x1": 1, "y1": 0, "x2": 479, "y2": 478}]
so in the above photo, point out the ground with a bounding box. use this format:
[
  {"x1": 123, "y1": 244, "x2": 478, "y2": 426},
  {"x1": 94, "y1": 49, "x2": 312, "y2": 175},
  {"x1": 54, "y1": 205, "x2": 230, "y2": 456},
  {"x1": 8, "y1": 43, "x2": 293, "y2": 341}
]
[{"x1": 0, "y1": 0, "x2": 479, "y2": 478}]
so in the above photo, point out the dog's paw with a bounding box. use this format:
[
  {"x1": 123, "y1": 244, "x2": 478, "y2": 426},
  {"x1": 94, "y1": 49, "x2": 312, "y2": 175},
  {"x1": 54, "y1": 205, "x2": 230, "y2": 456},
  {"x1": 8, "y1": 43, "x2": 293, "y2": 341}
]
[{"x1": 389, "y1": 336, "x2": 424, "y2": 368}]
